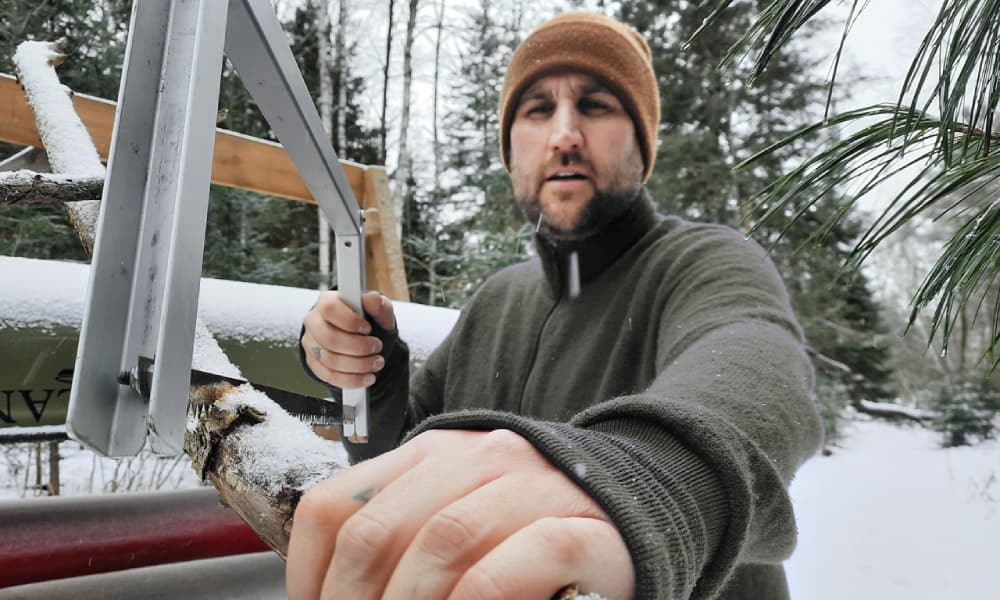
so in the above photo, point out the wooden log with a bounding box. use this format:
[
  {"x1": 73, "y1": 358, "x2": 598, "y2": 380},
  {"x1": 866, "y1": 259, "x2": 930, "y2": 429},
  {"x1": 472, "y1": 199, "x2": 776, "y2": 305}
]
[
  {"x1": 13, "y1": 39, "x2": 103, "y2": 255},
  {"x1": 184, "y1": 381, "x2": 346, "y2": 558},
  {"x1": 0, "y1": 170, "x2": 102, "y2": 204}
]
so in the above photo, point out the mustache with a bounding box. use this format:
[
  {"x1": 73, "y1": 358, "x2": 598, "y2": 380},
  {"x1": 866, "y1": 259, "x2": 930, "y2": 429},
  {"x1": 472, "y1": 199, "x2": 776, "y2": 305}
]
[{"x1": 550, "y1": 151, "x2": 591, "y2": 174}]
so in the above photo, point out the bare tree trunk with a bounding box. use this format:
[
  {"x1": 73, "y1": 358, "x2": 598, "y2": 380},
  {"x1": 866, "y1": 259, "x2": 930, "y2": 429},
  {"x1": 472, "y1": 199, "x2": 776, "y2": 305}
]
[
  {"x1": 432, "y1": 0, "x2": 445, "y2": 199},
  {"x1": 336, "y1": 0, "x2": 348, "y2": 155},
  {"x1": 185, "y1": 382, "x2": 346, "y2": 557},
  {"x1": 394, "y1": 0, "x2": 418, "y2": 242},
  {"x1": 426, "y1": 0, "x2": 447, "y2": 307},
  {"x1": 317, "y1": 0, "x2": 334, "y2": 290},
  {"x1": 380, "y1": 0, "x2": 396, "y2": 163}
]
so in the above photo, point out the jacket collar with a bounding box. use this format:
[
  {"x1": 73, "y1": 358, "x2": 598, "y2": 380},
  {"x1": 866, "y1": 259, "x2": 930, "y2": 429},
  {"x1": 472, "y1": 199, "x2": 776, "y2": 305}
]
[{"x1": 535, "y1": 187, "x2": 658, "y2": 297}]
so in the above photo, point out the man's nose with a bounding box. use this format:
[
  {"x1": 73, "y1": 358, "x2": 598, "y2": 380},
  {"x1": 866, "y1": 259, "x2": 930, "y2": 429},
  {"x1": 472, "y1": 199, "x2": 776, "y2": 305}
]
[{"x1": 549, "y1": 104, "x2": 584, "y2": 153}]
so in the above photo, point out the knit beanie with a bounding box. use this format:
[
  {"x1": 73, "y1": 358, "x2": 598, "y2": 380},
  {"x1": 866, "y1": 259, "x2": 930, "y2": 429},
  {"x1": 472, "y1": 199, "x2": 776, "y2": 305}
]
[{"x1": 499, "y1": 12, "x2": 660, "y2": 182}]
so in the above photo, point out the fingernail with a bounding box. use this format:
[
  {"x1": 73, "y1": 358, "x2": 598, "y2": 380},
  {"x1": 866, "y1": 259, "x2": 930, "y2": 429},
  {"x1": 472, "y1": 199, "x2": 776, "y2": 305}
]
[
  {"x1": 372, "y1": 339, "x2": 383, "y2": 354},
  {"x1": 359, "y1": 322, "x2": 371, "y2": 334},
  {"x1": 363, "y1": 374, "x2": 376, "y2": 387},
  {"x1": 372, "y1": 356, "x2": 385, "y2": 372}
]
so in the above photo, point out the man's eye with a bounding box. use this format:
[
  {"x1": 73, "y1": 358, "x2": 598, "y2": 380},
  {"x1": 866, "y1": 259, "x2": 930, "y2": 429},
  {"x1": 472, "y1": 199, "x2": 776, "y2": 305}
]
[
  {"x1": 525, "y1": 103, "x2": 552, "y2": 116},
  {"x1": 580, "y1": 98, "x2": 611, "y2": 112}
]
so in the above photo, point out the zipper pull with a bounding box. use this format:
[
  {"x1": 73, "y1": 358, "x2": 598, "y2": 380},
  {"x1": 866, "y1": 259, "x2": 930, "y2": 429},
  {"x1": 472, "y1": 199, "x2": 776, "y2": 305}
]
[{"x1": 567, "y1": 251, "x2": 580, "y2": 299}]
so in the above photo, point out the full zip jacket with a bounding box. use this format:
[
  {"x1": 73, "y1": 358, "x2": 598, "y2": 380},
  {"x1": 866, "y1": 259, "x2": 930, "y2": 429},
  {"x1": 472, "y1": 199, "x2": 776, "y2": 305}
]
[{"x1": 303, "y1": 190, "x2": 823, "y2": 599}]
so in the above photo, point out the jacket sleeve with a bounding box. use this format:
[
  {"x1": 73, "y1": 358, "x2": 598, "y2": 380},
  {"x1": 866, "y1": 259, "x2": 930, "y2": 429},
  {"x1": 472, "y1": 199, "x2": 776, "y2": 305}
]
[{"x1": 403, "y1": 228, "x2": 823, "y2": 599}]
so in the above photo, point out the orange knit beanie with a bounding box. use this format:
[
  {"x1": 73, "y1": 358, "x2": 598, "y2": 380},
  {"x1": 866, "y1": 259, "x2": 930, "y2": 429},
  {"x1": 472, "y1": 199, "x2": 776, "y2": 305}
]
[{"x1": 499, "y1": 12, "x2": 660, "y2": 182}]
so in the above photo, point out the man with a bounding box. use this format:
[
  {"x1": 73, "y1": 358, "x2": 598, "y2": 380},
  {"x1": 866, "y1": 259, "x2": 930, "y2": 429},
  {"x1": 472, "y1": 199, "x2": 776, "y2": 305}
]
[{"x1": 292, "y1": 11, "x2": 822, "y2": 600}]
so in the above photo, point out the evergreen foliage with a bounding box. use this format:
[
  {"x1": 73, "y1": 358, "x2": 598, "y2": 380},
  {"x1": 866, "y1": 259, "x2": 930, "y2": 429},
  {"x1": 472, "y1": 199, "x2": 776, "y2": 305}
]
[
  {"x1": 200, "y1": 1, "x2": 380, "y2": 290},
  {"x1": 931, "y1": 379, "x2": 1000, "y2": 448},
  {"x1": 698, "y1": 0, "x2": 1000, "y2": 371},
  {"x1": 617, "y1": 1, "x2": 896, "y2": 408},
  {"x1": 404, "y1": 0, "x2": 531, "y2": 306},
  {"x1": 0, "y1": 0, "x2": 128, "y2": 265}
]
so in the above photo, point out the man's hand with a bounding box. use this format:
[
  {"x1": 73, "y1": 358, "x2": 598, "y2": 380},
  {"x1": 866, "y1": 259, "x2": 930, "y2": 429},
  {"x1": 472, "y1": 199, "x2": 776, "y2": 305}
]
[
  {"x1": 302, "y1": 290, "x2": 395, "y2": 389},
  {"x1": 286, "y1": 429, "x2": 635, "y2": 600}
]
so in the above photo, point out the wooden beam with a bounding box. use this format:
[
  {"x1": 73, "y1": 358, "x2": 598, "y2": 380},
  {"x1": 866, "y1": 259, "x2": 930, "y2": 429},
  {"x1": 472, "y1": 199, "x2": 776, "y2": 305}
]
[
  {"x1": 0, "y1": 73, "x2": 366, "y2": 205},
  {"x1": 1, "y1": 72, "x2": 411, "y2": 300}
]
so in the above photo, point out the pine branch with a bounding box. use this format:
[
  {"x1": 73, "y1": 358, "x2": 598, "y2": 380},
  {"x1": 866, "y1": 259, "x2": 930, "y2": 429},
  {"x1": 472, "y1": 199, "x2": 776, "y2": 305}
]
[{"x1": 736, "y1": 104, "x2": 1000, "y2": 370}]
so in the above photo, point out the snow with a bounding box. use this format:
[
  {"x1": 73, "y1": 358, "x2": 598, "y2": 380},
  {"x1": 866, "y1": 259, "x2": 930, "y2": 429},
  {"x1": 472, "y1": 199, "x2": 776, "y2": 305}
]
[
  {"x1": 0, "y1": 255, "x2": 458, "y2": 360},
  {"x1": 12, "y1": 41, "x2": 103, "y2": 178},
  {"x1": 192, "y1": 319, "x2": 243, "y2": 378},
  {"x1": 190, "y1": 384, "x2": 349, "y2": 496},
  {"x1": 13, "y1": 41, "x2": 104, "y2": 244},
  {"x1": 786, "y1": 418, "x2": 1000, "y2": 599},
  {"x1": 859, "y1": 398, "x2": 937, "y2": 421},
  {"x1": 0, "y1": 168, "x2": 94, "y2": 188}
]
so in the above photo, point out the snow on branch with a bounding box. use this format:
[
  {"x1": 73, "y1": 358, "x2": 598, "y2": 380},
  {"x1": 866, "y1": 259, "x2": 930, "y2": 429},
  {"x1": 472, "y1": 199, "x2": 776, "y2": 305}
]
[
  {"x1": 0, "y1": 169, "x2": 103, "y2": 204},
  {"x1": 13, "y1": 39, "x2": 103, "y2": 253}
]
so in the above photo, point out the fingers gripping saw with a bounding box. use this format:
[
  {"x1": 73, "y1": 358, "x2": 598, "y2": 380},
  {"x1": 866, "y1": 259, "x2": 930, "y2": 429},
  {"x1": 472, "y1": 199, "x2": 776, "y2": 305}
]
[{"x1": 67, "y1": 0, "x2": 369, "y2": 457}]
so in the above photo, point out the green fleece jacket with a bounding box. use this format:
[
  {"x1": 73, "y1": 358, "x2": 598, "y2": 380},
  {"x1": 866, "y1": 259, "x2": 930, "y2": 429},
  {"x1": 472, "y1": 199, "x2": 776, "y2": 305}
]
[{"x1": 302, "y1": 190, "x2": 823, "y2": 599}]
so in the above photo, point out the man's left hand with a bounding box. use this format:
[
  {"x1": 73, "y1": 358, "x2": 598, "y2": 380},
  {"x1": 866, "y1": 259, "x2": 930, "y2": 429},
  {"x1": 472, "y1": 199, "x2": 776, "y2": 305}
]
[{"x1": 286, "y1": 428, "x2": 635, "y2": 599}]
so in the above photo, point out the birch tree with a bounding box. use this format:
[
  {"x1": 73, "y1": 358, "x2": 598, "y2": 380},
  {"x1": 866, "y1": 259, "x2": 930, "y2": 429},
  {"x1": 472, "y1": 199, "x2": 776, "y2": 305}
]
[
  {"x1": 394, "y1": 0, "x2": 419, "y2": 243},
  {"x1": 317, "y1": 0, "x2": 334, "y2": 290},
  {"x1": 380, "y1": 0, "x2": 397, "y2": 163}
]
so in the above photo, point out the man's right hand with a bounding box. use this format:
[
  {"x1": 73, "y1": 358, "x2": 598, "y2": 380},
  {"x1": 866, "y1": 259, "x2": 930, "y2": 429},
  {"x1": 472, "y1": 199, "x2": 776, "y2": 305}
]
[{"x1": 301, "y1": 290, "x2": 396, "y2": 389}]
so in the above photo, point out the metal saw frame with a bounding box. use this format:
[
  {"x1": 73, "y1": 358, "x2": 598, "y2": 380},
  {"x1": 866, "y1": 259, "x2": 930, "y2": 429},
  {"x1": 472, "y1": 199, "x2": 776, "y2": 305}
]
[{"x1": 67, "y1": 0, "x2": 369, "y2": 457}]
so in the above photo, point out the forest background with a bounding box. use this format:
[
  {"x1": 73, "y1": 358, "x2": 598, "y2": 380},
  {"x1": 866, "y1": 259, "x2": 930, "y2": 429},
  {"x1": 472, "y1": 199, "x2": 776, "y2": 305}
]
[{"x1": 0, "y1": 0, "x2": 996, "y2": 446}]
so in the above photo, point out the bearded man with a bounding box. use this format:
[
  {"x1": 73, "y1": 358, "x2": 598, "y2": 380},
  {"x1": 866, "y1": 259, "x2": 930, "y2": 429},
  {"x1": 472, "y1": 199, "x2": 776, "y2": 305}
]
[{"x1": 291, "y1": 11, "x2": 822, "y2": 600}]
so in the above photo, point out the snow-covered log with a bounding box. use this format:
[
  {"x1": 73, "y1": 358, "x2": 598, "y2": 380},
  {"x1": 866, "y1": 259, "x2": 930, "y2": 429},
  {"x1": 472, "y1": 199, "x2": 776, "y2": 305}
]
[
  {"x1": 856, "y1": 400, "x2": 937, "y2": 423},
  {"x1": 13, "y1": 39, "x2": 103, "y2": 254},
  {"x1": 0, "y1": 169, "x2": 102, "y2": 204},
  {"x1": 184, "y1": 382, "x2": 346, "y2": 558}
]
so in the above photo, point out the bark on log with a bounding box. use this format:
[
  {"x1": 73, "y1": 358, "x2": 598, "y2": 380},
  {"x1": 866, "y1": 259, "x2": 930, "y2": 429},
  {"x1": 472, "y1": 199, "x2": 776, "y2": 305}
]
[
  {"x1": 184, "y1": 381, "x2": 347, "y2": 558},
  {"x1": 0, "y1": 170, "x2": 102, "y2": 204}
]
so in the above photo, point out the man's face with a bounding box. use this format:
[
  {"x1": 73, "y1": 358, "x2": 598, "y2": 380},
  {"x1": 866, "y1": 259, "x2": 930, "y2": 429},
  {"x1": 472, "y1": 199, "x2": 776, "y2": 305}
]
[{"x1": 509, "y1": 72, "x2": 644, "y2": 239}]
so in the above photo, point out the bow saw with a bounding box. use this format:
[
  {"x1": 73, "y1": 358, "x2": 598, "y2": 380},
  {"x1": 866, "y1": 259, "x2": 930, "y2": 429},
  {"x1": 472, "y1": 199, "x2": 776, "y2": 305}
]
[{"x1": 67, "y1": 0, "x2": 370, "y2": 457}]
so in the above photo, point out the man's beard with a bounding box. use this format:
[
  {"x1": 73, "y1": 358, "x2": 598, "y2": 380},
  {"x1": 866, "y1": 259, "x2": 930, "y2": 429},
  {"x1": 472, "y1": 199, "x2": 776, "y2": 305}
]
[
  {"x1": 515, "y1": 152, "x2": 643, "y2": 242},
  {"x1": 518, "y1": 185, "x2": 641, "y2": 242}
]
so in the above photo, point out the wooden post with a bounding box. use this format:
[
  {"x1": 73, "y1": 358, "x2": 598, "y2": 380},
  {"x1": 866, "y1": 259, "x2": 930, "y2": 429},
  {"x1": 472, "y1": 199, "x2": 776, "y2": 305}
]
[
  {"x1": 363, "y1": 166, "x2": 410, "y2": 301},
  {"x1": 34, "y1": 443, "x2": 42, "y2": 491},
  {"x1": 47, "y1": 441, "x2": 60, "y2": 496}
]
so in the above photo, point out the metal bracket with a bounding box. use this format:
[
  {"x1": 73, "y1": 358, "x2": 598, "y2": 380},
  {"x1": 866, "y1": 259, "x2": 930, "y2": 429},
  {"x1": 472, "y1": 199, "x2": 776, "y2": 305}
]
[{"x1": 67, "y1": 0, "x2": 368, "y2": 457}]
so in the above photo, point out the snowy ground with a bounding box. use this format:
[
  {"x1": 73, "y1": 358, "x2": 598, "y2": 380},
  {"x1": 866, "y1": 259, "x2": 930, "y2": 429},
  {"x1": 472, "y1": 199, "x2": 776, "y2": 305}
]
[
  {"x1": 2, "y1": 417, "x2": 997, "y2": 598},
  {"x1": 787, "y1": 418, "x2": 1000, "y2": 599}
]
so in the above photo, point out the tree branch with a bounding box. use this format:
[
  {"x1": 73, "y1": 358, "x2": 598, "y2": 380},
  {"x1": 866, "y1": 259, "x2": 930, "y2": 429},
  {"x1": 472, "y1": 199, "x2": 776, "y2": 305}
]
[{"x1": 0, "y1": 170, "x2": 102, "y2": 204}]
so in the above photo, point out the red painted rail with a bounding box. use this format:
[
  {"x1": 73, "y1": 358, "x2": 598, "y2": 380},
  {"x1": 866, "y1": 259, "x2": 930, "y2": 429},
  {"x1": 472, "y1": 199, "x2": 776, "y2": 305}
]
[{"x1": 0, "y1": 487, "x2": 270, "y2": 588}]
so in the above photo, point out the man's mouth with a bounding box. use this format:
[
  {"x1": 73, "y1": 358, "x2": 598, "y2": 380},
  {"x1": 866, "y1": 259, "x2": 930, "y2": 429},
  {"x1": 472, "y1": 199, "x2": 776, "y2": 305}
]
[{"x1": 545, "y1": 171, "x2": 588, "y2": 182}]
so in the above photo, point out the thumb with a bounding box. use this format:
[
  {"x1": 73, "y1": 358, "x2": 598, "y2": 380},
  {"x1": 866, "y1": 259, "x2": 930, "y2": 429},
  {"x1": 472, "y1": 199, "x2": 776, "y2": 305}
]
[{"x1": 361, "y1": 291, "x2": 396, "y2": 332}]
